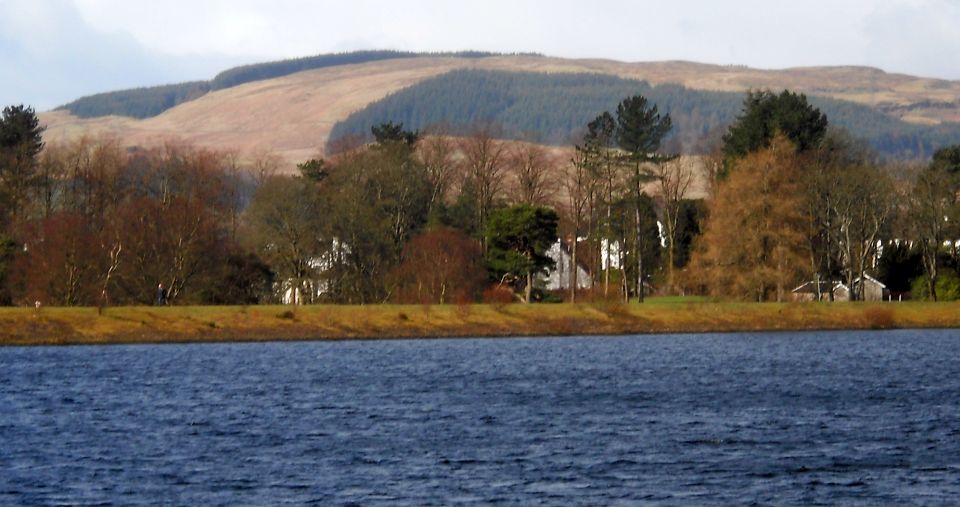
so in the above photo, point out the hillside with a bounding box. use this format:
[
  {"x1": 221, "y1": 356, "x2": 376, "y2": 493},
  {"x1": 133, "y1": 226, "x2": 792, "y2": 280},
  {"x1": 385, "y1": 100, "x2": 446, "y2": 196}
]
[
  {"x1": 329, "y1": 69, "x2": 960, "y2": 158},
  {"x1": 57, "y1": 50, "x2": 506, "y2": 119},
  {"x1": 39, "y1": 54, "x2": 960, "y2": 171}
]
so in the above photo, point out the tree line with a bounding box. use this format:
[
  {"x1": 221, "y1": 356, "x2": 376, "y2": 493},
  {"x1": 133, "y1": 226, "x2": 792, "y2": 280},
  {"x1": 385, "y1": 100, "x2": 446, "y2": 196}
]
[
  {"x1": 691, "y1": 90, "x2": 960, "y2": 301},
  {"x1": 4, "y1": 87, "x2": 960, "y2": 307}
]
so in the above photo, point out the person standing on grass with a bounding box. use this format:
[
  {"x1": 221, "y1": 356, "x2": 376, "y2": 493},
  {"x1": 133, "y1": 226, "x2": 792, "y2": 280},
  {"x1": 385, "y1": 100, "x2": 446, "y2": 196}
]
[{"x1": 156, "y1": 283, "x2": 167, "y2": 306}]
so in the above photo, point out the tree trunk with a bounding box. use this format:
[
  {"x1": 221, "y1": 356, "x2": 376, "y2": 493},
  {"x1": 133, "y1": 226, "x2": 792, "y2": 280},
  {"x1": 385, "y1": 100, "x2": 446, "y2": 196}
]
[
  {"x1": 926, "y1": 250, "x2": 939, "y2": 302},
  {"x1": 667, "y1": 234, "x2": 675, "y2": 292},
  {"x1": 635, "y1": 168, "x2": 645, "y2": 303},
  {"x1": 604, "y1": 205, "x2": 611, "y2": 299},
  {"x1": 570, "y1": 235, "x2": 578, "y2": 303},
  {"x1": 620, "y1": 230, "x2": 628, "y2": 303},
  {"x1": 775, "y1": 254, "x2": 784, "y2": 303},
  {"x1": 826, "y1": 233, "x2": 835, "y2": 301},
  {"x1": 525, "y1": 270, "x2": 533, "y2": 304},
  {"x1": 636, "y1": 203, "x2": 644, "y2": 303}
]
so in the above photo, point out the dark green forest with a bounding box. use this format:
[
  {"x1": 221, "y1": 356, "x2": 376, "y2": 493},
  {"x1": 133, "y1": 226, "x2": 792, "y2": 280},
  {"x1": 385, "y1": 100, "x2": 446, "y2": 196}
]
[
  {"x1": 57, "y1": 50, "x2": 508, "y2": 119},
  {"x1": 57, "y1": 81, "x2": 213, "y2": 119},
  {"x1": 329, "y1": 69, "x2": 960, "y2": 158}
]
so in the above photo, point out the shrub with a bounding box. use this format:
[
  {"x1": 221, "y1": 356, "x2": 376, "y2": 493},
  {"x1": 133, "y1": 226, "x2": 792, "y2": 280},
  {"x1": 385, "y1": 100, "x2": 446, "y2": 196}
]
[
  {"x1": 911, "y1": 269, "x2": 960, "y2": 301},
  {"x1": 863, "y1": 307, "x2": 895, "y2": 329},
  {"x1": 482, "y1": 285, "x2": 515, "y2": 310}
]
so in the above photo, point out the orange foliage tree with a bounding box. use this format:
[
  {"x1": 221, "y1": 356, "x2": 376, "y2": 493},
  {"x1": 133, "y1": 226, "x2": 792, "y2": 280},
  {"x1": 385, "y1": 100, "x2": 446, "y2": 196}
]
[
  {"x1": 389, "y1": 227, "x2": 486, "y2": 304},
  {"x1": 689, "y1": 135, "x2": 809, "y2": 301},
  {"x1": 8, "y1": 212, "x2": 100, "y2": 305}
]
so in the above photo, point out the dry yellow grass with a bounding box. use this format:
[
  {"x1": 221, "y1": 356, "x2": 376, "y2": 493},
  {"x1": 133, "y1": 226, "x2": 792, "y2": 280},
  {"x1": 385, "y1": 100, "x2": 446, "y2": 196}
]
[
  {"x1": 2, "y1": 301, "x2": 958, "y2": 346},
  {"x1": 39, "y1": 56, "x2": 960, "y2": 173}
]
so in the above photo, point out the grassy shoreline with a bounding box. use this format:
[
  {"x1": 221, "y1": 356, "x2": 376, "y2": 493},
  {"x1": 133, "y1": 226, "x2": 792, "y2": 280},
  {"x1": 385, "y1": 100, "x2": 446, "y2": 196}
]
[{"x1": 2, "y1": 300, "x2": 959, "y2": 346}]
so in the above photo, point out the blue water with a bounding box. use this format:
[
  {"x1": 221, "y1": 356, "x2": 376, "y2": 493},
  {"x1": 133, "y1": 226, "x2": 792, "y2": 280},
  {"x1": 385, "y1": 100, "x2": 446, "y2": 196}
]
[{"x1": 1, "y1": 330, "x2": 959, "y2": 505}]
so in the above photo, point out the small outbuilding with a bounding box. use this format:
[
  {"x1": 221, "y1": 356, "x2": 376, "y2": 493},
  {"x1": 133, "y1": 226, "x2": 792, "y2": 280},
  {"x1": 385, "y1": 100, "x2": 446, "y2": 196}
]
[
  {"x1": 853, "y1": 274, "x2": 890, "y2": 302},
  {"x1": 792, "y1": 275, "x2": 891, "y2": 302},
  {"x1": 791, "y1": 280, "x2": 837, "y2": 302}
]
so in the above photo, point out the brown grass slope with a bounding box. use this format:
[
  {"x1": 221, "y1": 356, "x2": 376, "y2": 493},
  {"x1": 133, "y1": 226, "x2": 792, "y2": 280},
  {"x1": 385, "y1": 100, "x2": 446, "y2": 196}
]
[
  {"x1": 39, "y1": 55, "x2": 960, "y2": 171},
  {"x1": 2, "y1": 302, "x2": 958, "y2": 346}
]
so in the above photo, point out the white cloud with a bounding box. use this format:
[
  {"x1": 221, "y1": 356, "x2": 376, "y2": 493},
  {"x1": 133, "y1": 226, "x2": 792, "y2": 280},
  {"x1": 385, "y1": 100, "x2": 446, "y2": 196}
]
[
  {"x1": 69, "y1": 0, "x2": 956, "y2": 74},
  {"x1": 0, "y1": 0, "x2": 245, "y2": 110},
  {"x1": 862, "y1": 0, "x2": 960, "y2": 79},
  {"x1": 2, "y1": 0, "x2": 958, "y2": 110}
]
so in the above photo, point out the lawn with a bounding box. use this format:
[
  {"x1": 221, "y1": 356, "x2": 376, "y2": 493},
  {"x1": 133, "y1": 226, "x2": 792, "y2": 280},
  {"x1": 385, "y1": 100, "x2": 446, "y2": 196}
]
[{"x1": 1, "y1": 300, "x2": 957, "y2": 346}]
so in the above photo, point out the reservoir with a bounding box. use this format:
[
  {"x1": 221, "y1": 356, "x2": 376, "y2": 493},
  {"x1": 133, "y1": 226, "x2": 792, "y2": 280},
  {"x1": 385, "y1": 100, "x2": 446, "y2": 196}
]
[{"x1": 2, "y1": 330, "x2": 959, "y2": 504}]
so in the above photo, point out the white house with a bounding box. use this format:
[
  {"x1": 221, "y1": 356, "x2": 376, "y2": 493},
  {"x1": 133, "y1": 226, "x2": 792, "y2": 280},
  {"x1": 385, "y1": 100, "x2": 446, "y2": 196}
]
[
  {"x1": 544, "y1": 239, "x2": 593, "y2": 291},
  {"x1": 280, "y1": 239, "x2": 350, "y2": 304}
]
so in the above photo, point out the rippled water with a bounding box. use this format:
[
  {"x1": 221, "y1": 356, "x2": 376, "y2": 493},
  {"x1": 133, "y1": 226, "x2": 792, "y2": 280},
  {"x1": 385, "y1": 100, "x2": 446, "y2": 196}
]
[{"x1": 2, "y1": 330, "x2": 960, "y2": 505}]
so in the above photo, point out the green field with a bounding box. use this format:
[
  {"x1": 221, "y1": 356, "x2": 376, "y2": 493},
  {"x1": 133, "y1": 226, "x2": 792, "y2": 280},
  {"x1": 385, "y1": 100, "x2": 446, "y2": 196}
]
[{"x1": 1, "y1": 299, "x2": 957, "y2": 346}]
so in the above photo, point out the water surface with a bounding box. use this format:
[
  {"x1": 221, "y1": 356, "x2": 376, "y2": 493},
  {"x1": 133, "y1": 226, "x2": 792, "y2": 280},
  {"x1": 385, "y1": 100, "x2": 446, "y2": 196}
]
[{"x1": 2, "y1": 330, "x2": 959, "y2": 505}]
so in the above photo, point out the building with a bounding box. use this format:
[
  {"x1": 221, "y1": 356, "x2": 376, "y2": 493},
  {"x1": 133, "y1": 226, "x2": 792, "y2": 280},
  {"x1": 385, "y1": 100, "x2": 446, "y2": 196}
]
[
  {"x1": 544, "y1": 239, "x2": 592, "y2": 291},
  {"x1": 853, "y1": 275, "x2": 891, "y2": 302},
  {"x1": 791, "y1": 280, "x2": 837, "y2": 302},
  {"x1": 792, "y1": 275, "x2": 891, "y2": 302}
]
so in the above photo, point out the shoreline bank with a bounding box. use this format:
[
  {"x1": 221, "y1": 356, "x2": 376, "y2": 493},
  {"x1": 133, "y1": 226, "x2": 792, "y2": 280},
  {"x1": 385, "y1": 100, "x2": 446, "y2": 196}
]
[{"x1": 2, "y1": 301, "x2": 959, "y2": 346}]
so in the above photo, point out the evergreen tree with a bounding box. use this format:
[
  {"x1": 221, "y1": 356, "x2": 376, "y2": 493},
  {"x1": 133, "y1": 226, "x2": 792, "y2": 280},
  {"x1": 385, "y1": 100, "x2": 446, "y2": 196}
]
[
  {"x1": 615, "y1": 95, "x2": 673, "y2": 302},
  {"x1": 931, "y1": 144, "x2": 960, "y2": 175},
  {"x1": 674, "y1": 199, "x2": 705, "y2": 269},
  {"x1": 485, "y1": 204, "x2": 559, "y2": 303},
  {"x1": 0, "y1": 104, "x2": 45, "y2": 225},
  {"x1": 371, "y1": 121, "x2": 419, "y2": 146},
  {"x1": 722, "y1": 90, "x2": 827, "y2": 172},
  {"x1": 297, "y1": 159, "x2": 328, "y2": 183},
  {"x1": 616, "y1": 95, "x2": 673, "y2": 160},
  {"x1": 583, "y1": 111, "x2": 619, "y2": 299}
]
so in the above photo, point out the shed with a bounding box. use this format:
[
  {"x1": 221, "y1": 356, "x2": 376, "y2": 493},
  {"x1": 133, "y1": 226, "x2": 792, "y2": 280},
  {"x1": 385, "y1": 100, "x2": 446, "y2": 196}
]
[{"x1": 791, "y1": 280, "x2": 837, "y2": 302}]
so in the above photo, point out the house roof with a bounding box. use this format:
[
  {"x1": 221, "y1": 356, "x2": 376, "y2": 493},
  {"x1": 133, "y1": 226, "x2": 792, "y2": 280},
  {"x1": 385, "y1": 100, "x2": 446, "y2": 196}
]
[
  {"x1": 855, "y1": 274, "x2": 887, "y2": 289},
  {"x1": 792, "y1": 281, "x2": 838, "y2": 294},
  {"x1": 792, "y1": 275, "x2": 888, "y2": 294}
]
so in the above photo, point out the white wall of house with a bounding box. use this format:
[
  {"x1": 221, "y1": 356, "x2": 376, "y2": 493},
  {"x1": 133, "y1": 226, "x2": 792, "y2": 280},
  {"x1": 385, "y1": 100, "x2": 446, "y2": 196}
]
[
  {"x1": 545, "y1": 240, "x2": 593, "y2": 291},
  {"x1": 600, "y1": 239, "x2": 620, "y2": 270}
]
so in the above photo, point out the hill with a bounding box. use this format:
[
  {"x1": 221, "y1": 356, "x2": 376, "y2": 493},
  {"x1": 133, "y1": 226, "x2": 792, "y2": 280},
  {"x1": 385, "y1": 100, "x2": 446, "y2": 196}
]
[
  {"x1": 39, "y1": 54, "x2": 960, "y2": 170},
  {"x1": 57, "y1": 50, "x2": 508, "y2": 119},
  {"x1": 329, "y1": 69, "x2": 960, "y2": 157}
]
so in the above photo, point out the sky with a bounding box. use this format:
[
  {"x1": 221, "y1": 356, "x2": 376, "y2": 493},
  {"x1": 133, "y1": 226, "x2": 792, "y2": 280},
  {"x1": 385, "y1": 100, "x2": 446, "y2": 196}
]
[{"x1": 2, "y1": 0, "x2": 959, "y2": 111}]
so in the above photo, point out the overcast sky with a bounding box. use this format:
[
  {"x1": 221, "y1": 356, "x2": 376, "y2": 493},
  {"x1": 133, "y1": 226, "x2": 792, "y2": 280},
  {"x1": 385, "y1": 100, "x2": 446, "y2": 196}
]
[{"x1": 2, "y1": 0, "x2": 959, "y2": 111}]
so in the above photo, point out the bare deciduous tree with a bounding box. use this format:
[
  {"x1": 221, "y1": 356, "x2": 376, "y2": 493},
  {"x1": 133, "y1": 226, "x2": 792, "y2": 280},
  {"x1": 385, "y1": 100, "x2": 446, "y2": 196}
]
[
  {"x1": 908, "y1": 167, "x2": 956, "y2": 301},
  {"x1": 562, "y1": 146, "x2": 595, "y2": 302},
  {"x1": 416, "y1": 129, "x2": 457, "y2": 215},
  {"x1": 655, "y1": 158, "x2": 695, "y2": 291},
  {"x1": 832, "y1": 165, "x2": 895, "y2": 300},
  {"x1": 458, "y1": 128, "x2": 507, "y2": 249},
  {"x1": 508, "y1": 142, "x2": 557, "y2": 206},
  {"x1": 248, "y1": 146, "x2": 282, "y2": 185}
]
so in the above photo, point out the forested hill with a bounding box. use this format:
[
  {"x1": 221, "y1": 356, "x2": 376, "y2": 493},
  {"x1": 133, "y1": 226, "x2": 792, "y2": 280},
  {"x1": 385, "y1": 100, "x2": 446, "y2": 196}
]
[
  {"x1": 328, "y1": 69, "x2": 960, "y2": 158},
  {"x1": 56, "y1": 50, "x2": 508, "y2": 119}
]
